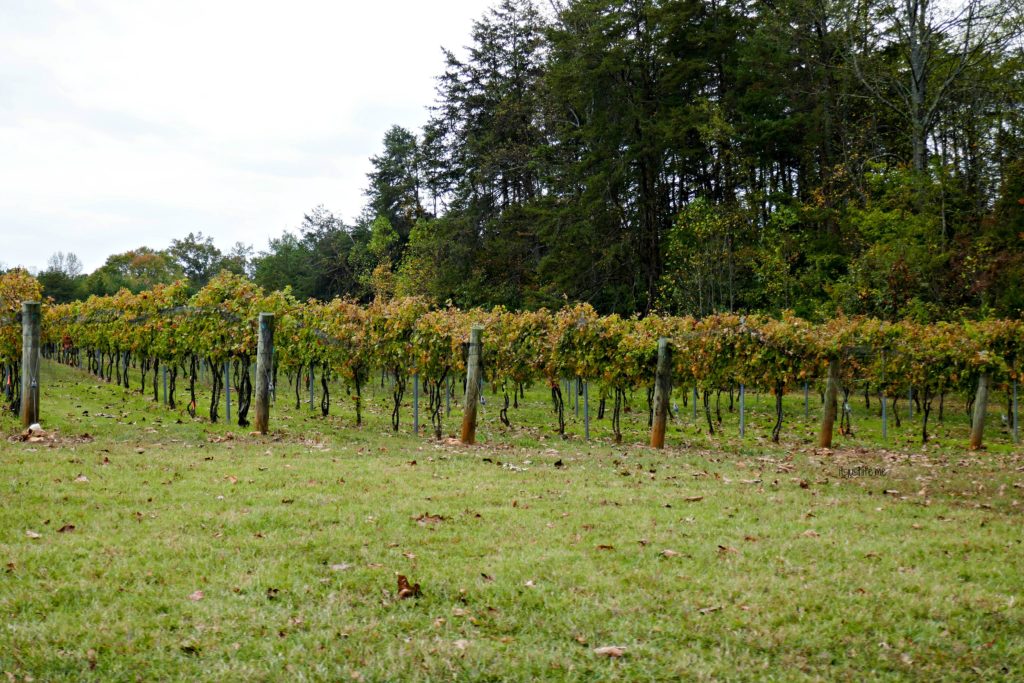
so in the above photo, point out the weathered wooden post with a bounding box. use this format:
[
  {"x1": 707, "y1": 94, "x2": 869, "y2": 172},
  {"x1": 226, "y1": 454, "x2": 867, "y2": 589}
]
[
  {"x1": 650, "y1": 337, "x2": 672, "y2": 448},
  {"x1": 224, "y1": 360, "x2": 231, "y2": 422},
  {"x1": 583, "y1": 380, "x2": 590, "y2": 440},
  {"x1": 881, "y1": 351, "x2": 888, "y2": 443},
  {"x1": 739, "y1": 383, "x2": 746, "y2": 438},
  {"x1": 460, "y1": 325, "x2": 483, "y2": 445},
  {"x1": 1013, "y1": 380, "x2": 1019, "y2": 445},
  {"x1": 818, "y1": 357, "x2": 841, "y2": 448},
  {"x1": 969, "y1": 373, "x2": 990, "y2": 450},
  {"x1": 254, "y1": 313, "x2": 274, "y2": 434},
  {"x1": 19, "y1": 302, "x2": 40, "y2": 427},
  {"x1": 308, "y1": 363, "x2": 315, "y2": 411},
  {"x1": 412, "y1": 371, "x2": 420, "y2": 435}
]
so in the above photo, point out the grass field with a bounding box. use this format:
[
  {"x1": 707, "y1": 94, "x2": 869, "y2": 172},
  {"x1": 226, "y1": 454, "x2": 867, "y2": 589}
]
[{"x1": 1, "y1": 360, "x2": 1022, "y2": 681}]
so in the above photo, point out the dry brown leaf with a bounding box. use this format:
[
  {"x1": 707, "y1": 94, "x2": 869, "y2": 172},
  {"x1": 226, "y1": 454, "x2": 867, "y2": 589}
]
[
  {"x1": 684, "y1": 495, "x2": 704, "y2": 502},
  {"x1": 717, "y1": 545, "x2": 739, "y2": 554},
  {"x1": 698, "y1": 605, "x2": 723, "y2": 614},
  {"x1": 660, "y1": 549, "x2": 680, "y2": 558},
  {"x1": 801, "y1": 530, "x2": 820, "y2": 538},
  {"x1": 57, "y1": 524, "x2": 75, "y2": 533},
  {"x1": 596, "y1": 544, "x2": 614, "y2": 551},
  {"x1": 74, "y1": 475, "x2": 89, "y2": 483},
  {"x1": 397, "y1": 574, "x2": 421, "y2": 599},
  {"x1": 188, "y1": 590, "x2": 204, "y2": 601},
  {"x1": 594, "y1": 646, "x2": 626, "y2": 658}
]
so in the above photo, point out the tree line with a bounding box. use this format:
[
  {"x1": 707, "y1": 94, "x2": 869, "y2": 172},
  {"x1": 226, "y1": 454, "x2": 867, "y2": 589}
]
[{"x1": 12, "y1": 0, "x2": 1024, "y2": 321}]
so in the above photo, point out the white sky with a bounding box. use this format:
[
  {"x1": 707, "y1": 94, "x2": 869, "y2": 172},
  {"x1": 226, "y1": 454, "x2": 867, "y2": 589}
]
[{"x1": 0, "y1": 0, "x2": 490, "y2": 273}]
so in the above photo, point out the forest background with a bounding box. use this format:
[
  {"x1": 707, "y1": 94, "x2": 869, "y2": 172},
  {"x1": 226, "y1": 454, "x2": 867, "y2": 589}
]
[{"x1": 14, "y1": 0, "x2": 1024, "y2": 323}]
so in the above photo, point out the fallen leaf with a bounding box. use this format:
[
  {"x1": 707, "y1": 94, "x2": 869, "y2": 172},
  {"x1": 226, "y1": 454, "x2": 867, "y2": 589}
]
[
  {"x1": 717, "y1": 545, "x2": 739, "y2": 554},
  {"x1": 330, "y1": 563, "x2": 353, "y2": 572},
  {"x1": 188, "y1": 590, "x2": 204, "y2": 601},
  {"x1": 403, "y1": 552, "x2": 417, "y2": 560},
  {"x1": 596, "y1": 544, "x2": 614, "y2": 551},
  {"x1": 25, "y1": 530, "x2": 41, "y2": 539},
  {"x1": 743, "y1": 535, "x2": 758, "y2": 542},
  {"x1": 57, "y1": 524, "x2": 75, "y2": 533},
  {"x1": 594, "y1": 646, "x2": 626, "y2": 658},
  {"x1": 660, "y1": 549, "x2": 680, "y2": 558},
  {"x1": 397, "y1": 574, "x2": 421, "y2": 599},
  {"x1": 453, "y1": 639, "x2": 470, "y2": 650},
  {"x1": 524, "y1": 580, "x2": 536, "y2": 587},
  {"x1": 801, "y1": 530, "x2": 820, "y2": 538},
  {"x1": 480, "y1": 573, "x2": 495, "y2": 583},
  {"x1": 413, "y1": 513, "x2": 445, "y2": 526},
  {"x1": 74, "y1": 475, "x2": 89, "y2": 483},
  {"x1": 698, "y1": 605, "x2": 723, "y2": 614}
]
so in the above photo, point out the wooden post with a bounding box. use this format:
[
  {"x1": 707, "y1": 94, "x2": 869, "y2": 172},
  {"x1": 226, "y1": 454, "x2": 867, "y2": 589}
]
[
  {"x1": 309, "y1": 363, "x2": 315, "y2": 411},
  {"x1": 692, "y1": 387, "x2": 698, "y2": 420},
  {"x1": 254, "y1": 313, "x2": 274, "y2": 434},
  {"x1": 803, "y1": 381, "x2": 809, "y2": 419},
  {"x1": 224, "y1": 360, "x2": 231, "y2": 422},
  {"x1": 19, "y1": 302, "x2": 40, "y2": 427},
  {"x1": 162, "y1": 366, "x2": 167, "y2": 405},
  {"x1": 739, "y1": 383, "x2": 746, "y2": 438},
  {"x1": 969, "y1": 373, "x2": 990, "y2": 450},
  {"x1": 881, "y1": 351, "x2": 888, "y2": 442},
  {"x1": 818, "y1": 358, "x2": 841, "y2": 448},
  {"x1": 460, "y1": 325, "x2": 483, "y2": 445},
  {"x1": 583, "y1": 380, "x2": 590, "y2": 440},
  {"x1": 650, "y1": 337, "x2": 672, "y2": 448},
  {"x1": 413, "y1": 371, "x2": 420, "y2": 435},
  {"x1": 1013, "y1": 380, "x2": 1019, "y2": 445}
]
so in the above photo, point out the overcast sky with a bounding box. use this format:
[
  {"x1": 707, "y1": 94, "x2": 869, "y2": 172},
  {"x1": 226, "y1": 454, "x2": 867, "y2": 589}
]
[{"x1": 0, "y1": 0, "x2": 490, "y2": 273}]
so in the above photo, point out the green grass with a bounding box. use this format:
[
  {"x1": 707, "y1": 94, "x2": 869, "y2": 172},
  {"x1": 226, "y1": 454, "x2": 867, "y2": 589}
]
[{"x1": 1, "y1": 360, "x2": 1022, "y2": 681}]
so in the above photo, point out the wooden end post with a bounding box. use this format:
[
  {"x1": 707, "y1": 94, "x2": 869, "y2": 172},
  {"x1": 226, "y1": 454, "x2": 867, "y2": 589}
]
[
  {"x1": 650, "y1": 337, "x2": 672, "y2": 448},
  {"x1": 818, "y1": 358, "x2": 841, "y2": 448},
  {"x1": 254, "y1": 313, "x2": 274, "y2": 434},
  {"x1": 460, "y1": 325, "x2": 483, "y2": 445},
  {"x1": 969, "y1": 373, "x2": 990, "y2": 450},
  {"x1": 20, "y1": 301, "x2": 41, "y2": 427}
]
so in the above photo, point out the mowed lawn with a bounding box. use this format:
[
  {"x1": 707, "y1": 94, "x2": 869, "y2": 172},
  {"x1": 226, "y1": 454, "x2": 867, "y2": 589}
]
[{"x1": 1, "y1": 361, "x2": 1022, "y2": 681}]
